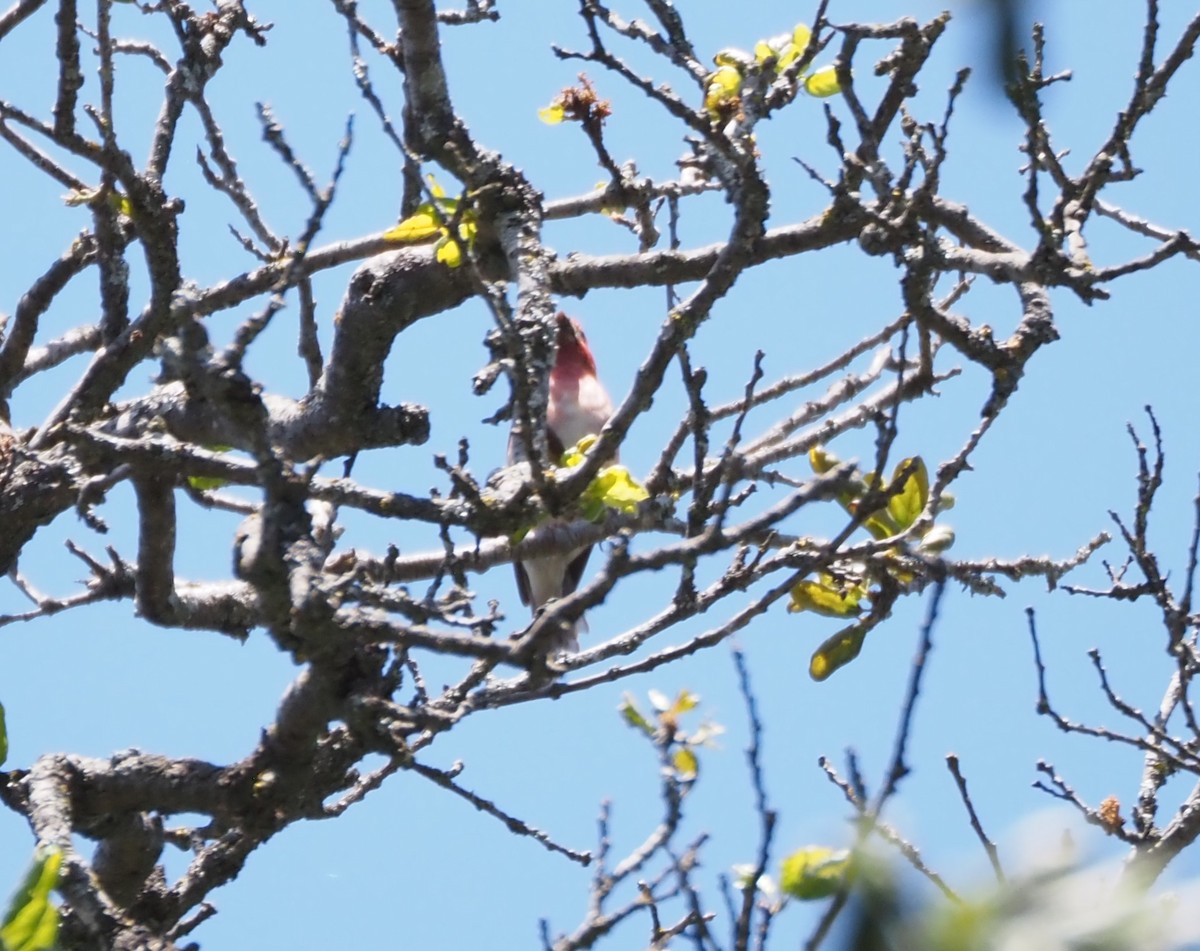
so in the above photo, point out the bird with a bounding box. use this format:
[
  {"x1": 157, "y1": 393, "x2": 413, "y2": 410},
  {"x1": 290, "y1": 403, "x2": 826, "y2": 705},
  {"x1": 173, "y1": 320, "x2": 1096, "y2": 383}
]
[{"x1": 509, "y1": 312, "x2": 614, "y2": 653}]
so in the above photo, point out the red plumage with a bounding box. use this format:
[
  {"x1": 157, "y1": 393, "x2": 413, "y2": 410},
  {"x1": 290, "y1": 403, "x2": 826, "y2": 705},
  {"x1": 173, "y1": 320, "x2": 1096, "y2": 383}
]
[{"x1": 509, "y1": 313, "x2": 614, "y2": 652}]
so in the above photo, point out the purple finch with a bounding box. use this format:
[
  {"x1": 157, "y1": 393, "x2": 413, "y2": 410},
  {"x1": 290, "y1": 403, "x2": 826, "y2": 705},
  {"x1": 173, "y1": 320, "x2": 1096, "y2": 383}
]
[{"x1": 509, "y1": 313, "x2": 614, "y2": 653}]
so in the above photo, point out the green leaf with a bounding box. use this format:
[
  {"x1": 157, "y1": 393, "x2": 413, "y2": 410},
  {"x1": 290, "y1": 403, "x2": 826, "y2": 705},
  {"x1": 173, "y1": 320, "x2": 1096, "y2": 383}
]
[
  {"x1": 672, "y1": 746, "x2": 699, "y2": 781},
  {"x1": 791, "y1": 23, "x2": 813, "y2": 56},
  {"x1": 384, "y1": 176, "x2": 470, "y2": 255},
  {"x1": 753, "y1": 40, "x2": 777, "y2": 65},
  {"x1": 558, "y1": 434, "x2": 595, "y2": 468},
  {"x1": 62, "y1": 187, "x2": 133, "y2": 217},
  {"x1": 425, "y1": 174, "x2": 449, "y2": 199},
  {"x1": 383, "y1": 204, "x2": 444, "y2": 243},
  {"x1": 0, "y1": 700, "x2": 7, "y2": 768},
  {"x1": 809, "y1": 446, "x2": 933, "y2": 541},
  {"x1": 754, "y1": 30, "x2": 796, "y2": 70},
  {"x1": 809, "y1": 622, "x2": 869, "y2": 680},
  {"x1": 1, "y1": 850, "x2": 61, "y2": 951},
  {"x1": 776, "y1": 46, "x2": 802, "y2": 70},
  {"x1": 779, "y1": 846, "x2": 851, "y2": 900},
  {"x1": 435, "y1": 234, "x2": 463, "y2": 267},
  {"x1": 809, "y1": 446, "x2": 878, "y2": 528},
  {"x1": 186, "y1": 475, "x2": 225, "y2": 491},
  {"x1": 808, "y1": 445, "x2": 840, "y2": 474},
  {"x1": 667, "y1": 689, "x2": 699, "y2": 717},
  {"x1": 186, "y1": 445, "x2": 234, "y2": 491},
  {"x1": 704, "y1": 64, "x2": 743, "y2": 116},
  {"x1": 431, "y1": 218, "x2": 477, "y2": 269},
  {"x1": 804, "y1": 65, "x2": 842, "y2": 97},
  {"x1": 619, "y1": 694, "x2": 655, "y2": 736},
  {"x1": 861, "y1": 508, "x2": 900, "y2": 541},
  {"x1": 886, "y1": 457, "x2": 929, "y2": 532},
  {"x1": 538, "y1": 103, "x2": 565, "y2": 124},
  {"x1": 788, "y1": 573, "x2": 866, "y2": 618},
  {"x1": 580, "y1": 465, "x2": 649, "y2": 520},
  {"x1": 560, "y1": 436, "x2": 649, "y2": 521}
]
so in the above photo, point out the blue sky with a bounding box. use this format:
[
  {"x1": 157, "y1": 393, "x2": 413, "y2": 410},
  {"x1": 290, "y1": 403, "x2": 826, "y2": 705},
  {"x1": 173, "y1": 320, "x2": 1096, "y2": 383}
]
[{"x1": 2, "y1": 1, "x2": 1200, "y2": 947}]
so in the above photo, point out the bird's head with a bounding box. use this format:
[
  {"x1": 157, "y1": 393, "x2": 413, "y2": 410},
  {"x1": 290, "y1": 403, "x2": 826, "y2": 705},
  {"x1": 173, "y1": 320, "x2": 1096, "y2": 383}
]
[{"x1": 553, "y1": 312, "x2": 598, "y2": 380}]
